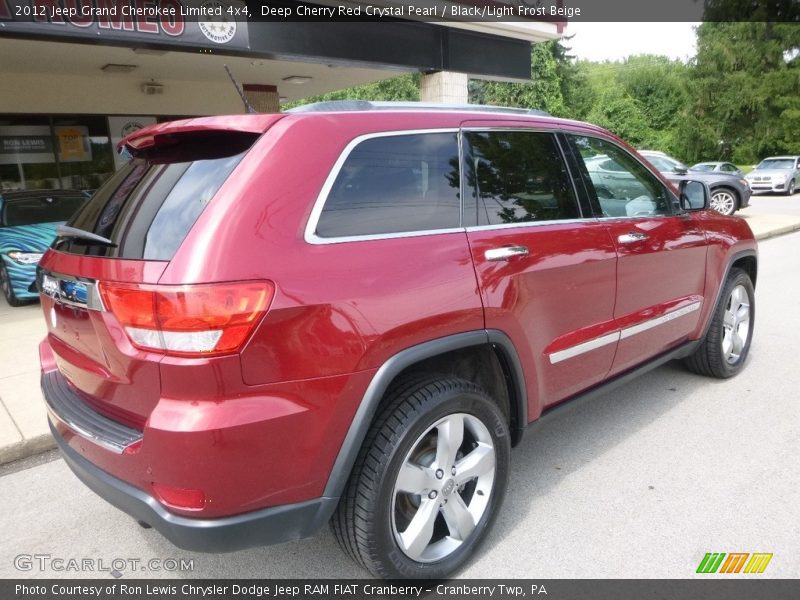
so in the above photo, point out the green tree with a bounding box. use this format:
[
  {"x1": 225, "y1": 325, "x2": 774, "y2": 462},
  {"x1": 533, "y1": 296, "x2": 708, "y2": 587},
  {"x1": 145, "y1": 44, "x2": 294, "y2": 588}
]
[
  {"x1": 616, "y1": 55, "x2": 690, "y2": 153},
  {"x1": 586, "y1": 84, "x2": 650, "y2": 147},
  {"x1": 680, "y1": 22, "x2": 800, "y2": 163}
]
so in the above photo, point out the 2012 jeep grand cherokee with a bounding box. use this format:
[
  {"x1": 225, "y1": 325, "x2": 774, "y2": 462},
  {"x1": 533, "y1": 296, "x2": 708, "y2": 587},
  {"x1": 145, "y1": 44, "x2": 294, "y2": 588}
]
[{"x1": 37, "y1": 102, "x2": 757, "y2": 578}]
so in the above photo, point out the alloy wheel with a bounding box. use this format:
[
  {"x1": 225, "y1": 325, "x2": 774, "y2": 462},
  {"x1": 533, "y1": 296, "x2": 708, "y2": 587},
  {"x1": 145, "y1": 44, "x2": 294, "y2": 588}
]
[
  {"x1": 391, "y1": 412, "x2": 496, "y2": 563},
  {"x1": 722, "y1": 284, "x2": 751, "y2": 364},
  {"x1": 710, "y1": 190, "x2": 736, "y2": 215}
]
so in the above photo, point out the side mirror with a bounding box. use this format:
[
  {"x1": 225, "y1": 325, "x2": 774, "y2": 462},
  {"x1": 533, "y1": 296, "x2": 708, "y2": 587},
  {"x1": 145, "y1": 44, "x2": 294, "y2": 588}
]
[
  {"x1": 679, "y1": 180, "x2": 709, "y2": 211},
  {"x1": 672, "y1": 165, "x2": 689, "y2": 175}
]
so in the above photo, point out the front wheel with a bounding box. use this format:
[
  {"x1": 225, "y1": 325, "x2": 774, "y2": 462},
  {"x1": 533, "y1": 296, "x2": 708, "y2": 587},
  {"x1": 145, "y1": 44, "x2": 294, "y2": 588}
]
[
  {"x1": 710, "y1": 188, "x2": 738, "y2": 216},
  {"x1": 685, "y1": 268, "x2": 754, "y2": 378},
  {"x1": 785, "y1": 179, "x2": 796, "y2": 196},
  {"x1": 332, "y1": 376, "x2": 510, "y2": 578},
  {"x1": 0, "y1": 263, "x2": 24, "y2": 307}
]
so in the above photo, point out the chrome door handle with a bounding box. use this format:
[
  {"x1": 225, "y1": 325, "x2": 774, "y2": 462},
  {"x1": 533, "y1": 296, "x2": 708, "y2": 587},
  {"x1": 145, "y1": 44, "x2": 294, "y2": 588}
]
[
  {"x1": 484, "y1": 246, "x2": 529, "y2": 261},
  {"x1": 617, "y1": 232, "x2": 648, "y2": 244}
]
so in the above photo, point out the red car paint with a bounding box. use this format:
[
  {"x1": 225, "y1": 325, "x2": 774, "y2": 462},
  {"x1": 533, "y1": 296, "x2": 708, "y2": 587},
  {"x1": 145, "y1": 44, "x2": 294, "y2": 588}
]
[{"x1": 38, "y1": 108, "x2": 757, "y2": 524}]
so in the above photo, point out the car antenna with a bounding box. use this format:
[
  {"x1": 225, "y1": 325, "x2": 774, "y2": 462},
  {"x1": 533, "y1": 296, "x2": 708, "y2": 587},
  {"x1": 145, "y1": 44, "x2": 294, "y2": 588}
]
[{"x1": 224, "y1": 64, "x2": 256, "y2": 114}]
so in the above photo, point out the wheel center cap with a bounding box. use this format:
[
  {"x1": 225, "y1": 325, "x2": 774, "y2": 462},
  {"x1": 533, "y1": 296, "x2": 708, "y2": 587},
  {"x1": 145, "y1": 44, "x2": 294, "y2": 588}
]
[{"x1": 441, "y1": 478, "x2": 455, "y2": 497}]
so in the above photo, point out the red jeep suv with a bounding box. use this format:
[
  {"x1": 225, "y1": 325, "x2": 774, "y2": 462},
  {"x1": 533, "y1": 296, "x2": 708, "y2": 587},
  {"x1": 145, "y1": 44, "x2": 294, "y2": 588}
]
[{"x1": 38, "y1": 102, "x2": 757, "y2": 578}]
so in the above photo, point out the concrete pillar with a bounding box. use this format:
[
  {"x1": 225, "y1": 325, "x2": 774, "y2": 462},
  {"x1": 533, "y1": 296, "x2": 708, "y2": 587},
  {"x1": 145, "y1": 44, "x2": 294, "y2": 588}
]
[
  {"x1": 242, "y1": 84, "x2": 280, "y2": 113},
  {"x1": 420, "y1": 71, "x2": 469, "y2": 104}
]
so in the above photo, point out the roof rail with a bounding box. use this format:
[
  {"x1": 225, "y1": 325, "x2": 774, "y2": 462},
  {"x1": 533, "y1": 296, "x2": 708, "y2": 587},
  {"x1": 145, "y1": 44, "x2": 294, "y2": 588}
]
[{"x1": 286, "y1": 100, "x2": 550, "y2": 117}]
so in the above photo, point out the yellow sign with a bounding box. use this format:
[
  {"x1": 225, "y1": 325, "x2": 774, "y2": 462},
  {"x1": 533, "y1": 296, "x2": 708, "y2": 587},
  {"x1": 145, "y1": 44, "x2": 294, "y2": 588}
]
[{"x1": 55, "y1": 126, "x2": 91, "y2": 162}]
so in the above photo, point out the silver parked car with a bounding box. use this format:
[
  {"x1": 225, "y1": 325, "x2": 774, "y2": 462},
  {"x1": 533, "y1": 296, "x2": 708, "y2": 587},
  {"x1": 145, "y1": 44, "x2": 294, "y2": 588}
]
[
  {"x1": 690, "y1": 161, "x2": 744, "y2": 177},
  {"x1": 637, "y1": 151, "x2": 751, "y2": 216},
  {"x1": 744, "y1": 156, "x2": 800, "y2": 195}
]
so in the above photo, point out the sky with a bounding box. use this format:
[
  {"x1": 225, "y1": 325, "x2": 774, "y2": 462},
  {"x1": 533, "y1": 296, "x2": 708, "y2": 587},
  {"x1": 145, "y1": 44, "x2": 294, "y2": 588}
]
[{"x1": 564, "y1": 22, "x2": 700, "y2": 62}]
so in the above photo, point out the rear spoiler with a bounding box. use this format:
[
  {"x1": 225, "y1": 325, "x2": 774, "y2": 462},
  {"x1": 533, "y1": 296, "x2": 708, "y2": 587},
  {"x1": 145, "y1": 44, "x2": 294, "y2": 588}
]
[{"x1": 118, "y1": 114, "x2": 286, "y2": 155}]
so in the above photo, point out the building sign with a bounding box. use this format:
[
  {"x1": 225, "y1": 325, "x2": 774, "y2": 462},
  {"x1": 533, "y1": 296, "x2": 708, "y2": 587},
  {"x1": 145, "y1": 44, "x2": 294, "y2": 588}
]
[
  {"x1": 108, "y1": 115, "x2": 156, "y2": 170},
  {"x1": 0, "y1": 126, "x2": 55, "y2": 165},
  {"x1": 0, "y1": 0, "x2": 249, "y2": 50}
]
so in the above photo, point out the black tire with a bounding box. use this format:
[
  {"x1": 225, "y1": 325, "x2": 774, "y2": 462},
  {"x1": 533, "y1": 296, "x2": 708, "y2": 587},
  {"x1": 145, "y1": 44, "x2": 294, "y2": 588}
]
[
  {"x1": 331, "y1": 375, "x2": 510, "y2": 578},
  {"x1": 785, "y1": 179, "x2": 796, "y2": 196},
  {"x1": 685, "y1": 268, "x2": 755, "y2": 378},
  {"x1": 0, "y1": 263, "x2": 24, "y2": 307}
]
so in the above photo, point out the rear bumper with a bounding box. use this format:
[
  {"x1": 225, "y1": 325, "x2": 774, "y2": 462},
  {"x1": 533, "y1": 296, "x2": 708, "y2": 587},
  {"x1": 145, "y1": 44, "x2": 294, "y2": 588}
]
[{"x1": 51, "y1": 420, "x2": 337, "y2": 552}]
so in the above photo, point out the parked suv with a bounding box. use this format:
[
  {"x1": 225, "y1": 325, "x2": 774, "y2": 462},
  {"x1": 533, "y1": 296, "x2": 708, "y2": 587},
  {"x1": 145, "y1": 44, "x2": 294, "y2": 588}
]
[
  {"x1": 744, "y1": 156, "x2": 800, "y2": 195},
  {"x1": 637, "y1": 151, "x2": 751, "y2": 216},
  {"x1": 38, "y1": 102, "x2": 757, "y2": 578}
]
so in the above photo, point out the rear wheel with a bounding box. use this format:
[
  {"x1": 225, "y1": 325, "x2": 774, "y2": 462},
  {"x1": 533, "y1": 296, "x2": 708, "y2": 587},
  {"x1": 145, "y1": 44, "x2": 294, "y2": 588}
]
[
  {"x1": 710, "y1": 188, "x2": 738, "y2": 216},
  {"x1": 0, "y1": 263, "x2": 24, "y2": 307},
  {"x1": 685, "y1": 268, "x2": 754, "y2": 378},
  {"x1": 331, "y1": 376, "x2": 510, "y2": 578}
]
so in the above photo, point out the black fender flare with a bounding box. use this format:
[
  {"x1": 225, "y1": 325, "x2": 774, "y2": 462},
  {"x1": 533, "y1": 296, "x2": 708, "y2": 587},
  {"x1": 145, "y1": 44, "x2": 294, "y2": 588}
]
[
  {"x1": 321, "y1": 329, "x2": 528, "y2": 500},
  {"x1": 699, "y1": 248, "x2": 757, "y2": 340}
]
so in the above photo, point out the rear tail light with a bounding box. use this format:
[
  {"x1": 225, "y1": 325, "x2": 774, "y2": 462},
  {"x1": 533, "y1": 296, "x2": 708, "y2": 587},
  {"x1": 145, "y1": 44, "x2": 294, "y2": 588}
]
[{"x1": 98, "y1": 281, "x2": 274, "y2": 357}]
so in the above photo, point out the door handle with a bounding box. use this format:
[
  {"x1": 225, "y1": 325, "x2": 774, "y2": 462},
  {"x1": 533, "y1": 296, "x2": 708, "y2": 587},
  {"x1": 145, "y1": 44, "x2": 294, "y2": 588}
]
[
  {"x1": 617, "y1": 232, "x2": 648, "y2": 244},
  {"x1": 485, "y1": 246, "x2": 529, "y2": 261}
]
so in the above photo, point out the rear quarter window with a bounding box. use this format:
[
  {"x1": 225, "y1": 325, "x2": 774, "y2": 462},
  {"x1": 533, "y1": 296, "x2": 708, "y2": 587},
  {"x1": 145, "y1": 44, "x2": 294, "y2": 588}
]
[{"x1": 314, "y1": 132, "x2": 461, "y2": 239}]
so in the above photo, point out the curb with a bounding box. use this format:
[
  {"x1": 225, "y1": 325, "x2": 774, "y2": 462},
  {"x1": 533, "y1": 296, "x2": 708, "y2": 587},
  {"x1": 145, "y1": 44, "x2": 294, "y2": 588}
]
[
  {"x1": 0, "y1": 432, "x2": 56, "y2": 466},
  {"x1": 753, "y1": 222, "x2": 800, "y2": 241}
]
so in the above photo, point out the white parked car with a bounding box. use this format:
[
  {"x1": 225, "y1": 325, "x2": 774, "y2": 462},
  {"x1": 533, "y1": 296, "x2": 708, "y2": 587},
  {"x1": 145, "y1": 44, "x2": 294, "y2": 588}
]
[{"x1": 745, "y1": 156, "x2": 800, "y2": 195}]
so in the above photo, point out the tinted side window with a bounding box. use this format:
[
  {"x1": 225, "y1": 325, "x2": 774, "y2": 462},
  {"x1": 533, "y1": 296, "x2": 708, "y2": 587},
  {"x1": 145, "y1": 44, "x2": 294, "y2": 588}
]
[
  {"x1": 315, "y1": 133, "x2": 460, "y2": 238},
  {"x1": 570, "y1": 135, "x2": 671, "y2": 218},
  {"x1": 463, "y1": 131, "x2": 580, "y2": 227}
]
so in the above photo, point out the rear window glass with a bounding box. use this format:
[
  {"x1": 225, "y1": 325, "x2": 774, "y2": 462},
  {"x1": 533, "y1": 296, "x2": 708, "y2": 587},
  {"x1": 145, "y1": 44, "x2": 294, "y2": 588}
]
[
  {"x1": 3, "y1": 194, "x2": 87, "y2": 226},
  {"x1": 315, "y1": 132, "x2": 461, "y2": 238},
  {"x1": 52, "y1": 133, "x2": 255, "y2": 260},
  {"x1": 463, "y1": 130, "x2": 580, "y2": 226}
]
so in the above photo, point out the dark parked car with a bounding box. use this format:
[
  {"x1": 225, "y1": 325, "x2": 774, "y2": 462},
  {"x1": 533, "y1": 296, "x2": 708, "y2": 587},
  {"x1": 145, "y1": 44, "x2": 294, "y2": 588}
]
[
  {"x1": 691, "y1": 162, "x2": 744, "y2": 177},
  {"x1": 639, "y1": 151, "x2": 751, "y2": 216},
  {"x1": 744, "y1": 156, "x2": 800, "y2": 195},
  {"x1": 38, "y1": 103, "x2": 757, "y2": 578},
  {"x1": 0, "y1": 190, "x2": 88, "y2": 306}
]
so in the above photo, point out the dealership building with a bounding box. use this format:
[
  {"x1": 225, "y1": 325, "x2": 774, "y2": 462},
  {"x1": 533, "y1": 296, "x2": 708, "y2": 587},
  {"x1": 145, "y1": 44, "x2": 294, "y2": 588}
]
[{"x1": 0, "y1": 0, "x2": 561, "y2": 192}]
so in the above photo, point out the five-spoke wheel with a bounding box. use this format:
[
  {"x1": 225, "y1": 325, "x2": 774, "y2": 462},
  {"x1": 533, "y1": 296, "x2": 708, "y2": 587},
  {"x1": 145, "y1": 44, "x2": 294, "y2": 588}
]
[
  {"x1": 332, "y1": 376, "x2": 510, "y2": 578},
  {"x1": 685, "y1": 267, "x2": 755, "y2": 378},
  {"x1": 392, "y1": 413, "x2": 495, "y2": 562},
  {"x1": 721, "y1": 284, "x2": 751, "y2": 364}
]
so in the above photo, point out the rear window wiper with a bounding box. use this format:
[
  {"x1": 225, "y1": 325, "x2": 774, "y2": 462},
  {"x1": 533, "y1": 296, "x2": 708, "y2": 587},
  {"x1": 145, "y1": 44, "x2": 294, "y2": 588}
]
[{"x1": 56, "y1": 225, "x2": 118, "y2": 247}]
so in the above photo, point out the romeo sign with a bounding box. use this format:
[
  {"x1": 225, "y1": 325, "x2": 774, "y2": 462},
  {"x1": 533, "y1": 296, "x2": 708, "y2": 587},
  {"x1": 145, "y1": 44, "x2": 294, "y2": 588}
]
[{"x1": 0, "y1": 0, "x2": 249, "y2": 49}]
